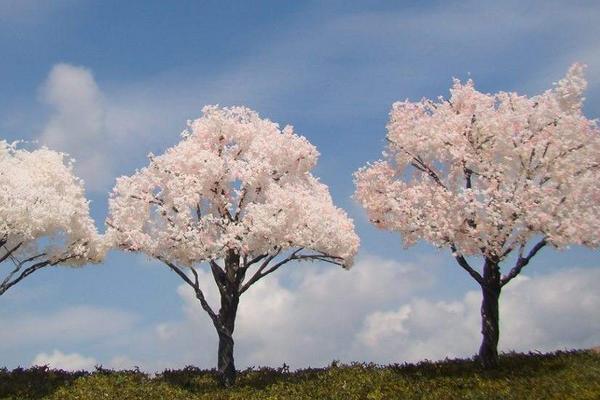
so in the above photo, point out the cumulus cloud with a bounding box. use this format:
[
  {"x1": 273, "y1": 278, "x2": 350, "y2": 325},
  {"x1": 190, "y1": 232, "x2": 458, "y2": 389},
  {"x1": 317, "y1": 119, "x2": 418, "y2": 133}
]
[
  {"x1": 38, "y1": 63, "x2": 113, "y2": 192},
  {"x1": 356, "y1": 268, "x2": 600, "y2": 363},
  {"x1": 145, "y1": 259, "x2": 600, "y2": 369},
  {"x1": 356, "y1": 292, "x2": 482, "y2": 362},
  {"x1": 35, "y1": 63, "x2": 210, "y2": 193},
  {"x1": 4, "y1": 259, "x2": 598, "y2": 371},
  {"x1": 30, "y1": 0, "x2": 600, "y2": 193},
  {"x1": 32, "y1": 350, "x2": 97, "y2": 371},
  {"x1": 165, "y1": 256, "x2": 435, "y2": 368}
]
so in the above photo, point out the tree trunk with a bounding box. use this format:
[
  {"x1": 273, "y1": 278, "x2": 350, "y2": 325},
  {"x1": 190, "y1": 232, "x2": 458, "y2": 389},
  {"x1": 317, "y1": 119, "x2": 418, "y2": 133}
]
[
  {"x1": 215, "y1": 291, "x2": 239, "y2": 386},
  {"x1": 213, "y1": 251, "x2": 242, "y2": 387},
  {"x1": 479, "y1": 258, "x2": 501, "y2": 369}
]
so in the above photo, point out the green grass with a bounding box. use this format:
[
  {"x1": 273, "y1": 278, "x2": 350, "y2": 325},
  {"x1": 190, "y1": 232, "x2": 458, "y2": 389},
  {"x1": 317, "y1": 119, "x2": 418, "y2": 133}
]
[{"x1": 1, "y1": 350, "x2": 598, "y2": 399}]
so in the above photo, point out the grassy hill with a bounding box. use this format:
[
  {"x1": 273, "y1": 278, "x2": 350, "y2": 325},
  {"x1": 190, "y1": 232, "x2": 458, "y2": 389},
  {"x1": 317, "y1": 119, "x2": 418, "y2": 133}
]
[{"x1": 1, "y1": 350, "x2": 598, "y2": 399}]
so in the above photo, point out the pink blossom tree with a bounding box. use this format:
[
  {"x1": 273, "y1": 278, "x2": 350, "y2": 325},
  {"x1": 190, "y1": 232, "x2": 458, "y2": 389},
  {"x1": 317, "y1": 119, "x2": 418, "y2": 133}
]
[
  {"x1": 0, "y1": 141, "x2": 103, "y2": 296},
  {"x1": 106, "y1": 106, "x2": 359, "y2": 386},
  {"x1": 355, "y1": 64, "x2": 600, "y2": 368}
]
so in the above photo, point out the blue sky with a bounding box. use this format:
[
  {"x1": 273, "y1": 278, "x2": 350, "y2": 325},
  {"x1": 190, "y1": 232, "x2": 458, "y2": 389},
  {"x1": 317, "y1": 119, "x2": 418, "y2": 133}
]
[{"x1": 1, "y1": 0, "x2": 599, "y2": 371}]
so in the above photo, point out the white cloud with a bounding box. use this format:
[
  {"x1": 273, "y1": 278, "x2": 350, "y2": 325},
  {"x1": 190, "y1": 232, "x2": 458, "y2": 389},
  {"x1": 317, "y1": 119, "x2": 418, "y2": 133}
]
[
  {"x1": 35, "y1": 63, "x2": 214, "y2": 194},
  {"x1": 38, "y1": 63, "x2": 112, "y2": 192},
  {"x1": 108, "y1": 355, "x2": 141, "y2": 370},
  {"x1": 32, "y1": 350, "x2": 97, "y2": 371},
  {"x1": 144, "y1": 258, "x2": 598, "y2": 370},
  {"x1": 500, "y1": 270, "x2": 600, "y2": 351},
  {"x1": 356, "y1": 268, "x2": 600, "y2": 364},
  {"x1": 169, "y1": 256, "x2": 436, "y2": 368},
  {"x1": 29, "y1": 1, "x2": 599, "y2": 194},
  {"x1": 356, "y1": 293, "x2": 482, "y2": 362},
  {"x1": 4, "y1": 258, "x2": 597, "y2": 371},
  {"x1": 0, "y1": 305, "x2": 137, "y2": 348}
]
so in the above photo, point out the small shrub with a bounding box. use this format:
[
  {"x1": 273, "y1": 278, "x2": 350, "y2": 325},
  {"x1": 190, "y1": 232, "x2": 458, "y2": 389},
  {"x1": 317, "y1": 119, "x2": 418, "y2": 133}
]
[{"x1": 0, "y1": 350, "x2": 598, "y2": 400}]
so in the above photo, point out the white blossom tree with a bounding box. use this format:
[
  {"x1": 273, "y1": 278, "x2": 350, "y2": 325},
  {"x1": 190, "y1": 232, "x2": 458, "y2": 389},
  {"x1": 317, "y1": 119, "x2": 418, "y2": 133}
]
[
  {"x1": 0, "y1": 141, "x2": 103, "y2": 296},
  {"x1": 354, "y1": 64, "x2": 600, "y2": 368},
  {"x1": 106, "y1": 106, "x2": 359, "y2": 386}
]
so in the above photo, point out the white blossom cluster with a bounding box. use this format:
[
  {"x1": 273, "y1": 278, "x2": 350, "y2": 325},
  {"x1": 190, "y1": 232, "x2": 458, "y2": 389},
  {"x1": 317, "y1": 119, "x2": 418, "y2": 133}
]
[
  {"x1": 355, "y1": 64, "x2": 600, "y2": 259},
  {"x1": 107, "y1": 106, "x2": 359, "y2": 267},
  {"x1": 0, "y1": 141, "x2": 103, "y2": 265}
]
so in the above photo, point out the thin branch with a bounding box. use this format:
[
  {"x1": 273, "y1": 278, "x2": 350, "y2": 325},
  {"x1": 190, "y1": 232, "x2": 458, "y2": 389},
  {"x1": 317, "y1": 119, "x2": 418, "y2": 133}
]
[
  {"x1": 241, "y1": 248, "x2": 304, "y2": 293},
  {"x1": 0, "y1": 260, "x2": 51, "y2": 296},
  {"x1": 0, "y1": 252, "x2": 47, "y2": 289},
  {"x1": 293, "y1": 254, "x2": 345, "y2": 266},
  {"x1": 0, "y1": 242, "x2": 23, "y2": 264},
  {"x1": 450, "y1": 244, "x2": 484, "y2": 286},
  {"x1": 240, "y1": 249, "x2": 345, "y2": 294},
  {"x1": 412, "y1": 155, "x2": 447, "y2": 189},
  {"x1": 234, "y1": 186, "x2": 248, "y2": 221},
  {"x1": 239, "y1": 248, "x2": 281, "y2": 293},
  {"x1": 19, "y1": 253, "x2": 48, "y2": 265},
  {"x1": 1, "y1": 263, "x2": 24, "y2": 290},
  {"x1": 500, "y1": 239, "x2": 521, "y2": 259},
  {"x1": 158, "y1": 257, "x2": 218, "y2": 322},
  {"x1": 157, "y1": 257, "x2": 196, "y2": 288},
  {"x1": 190, "y1": 266, "x2": 200, "y2": 288},
  {"x1": 245, "y1": 253, "x2": 268, "y2": 268},
  {"x1": 501, "y1": 238, "x2": 547, "y2": 286},
  {"x1": 387, "y1": 138, "x2": 447, "y2": 190}
]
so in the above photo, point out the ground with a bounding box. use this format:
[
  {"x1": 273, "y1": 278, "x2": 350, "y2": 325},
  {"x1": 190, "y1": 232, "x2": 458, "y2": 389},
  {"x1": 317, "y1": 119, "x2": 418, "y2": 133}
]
[{"x1": 1, "y1": 350, "x2": 598, "y2": 399}]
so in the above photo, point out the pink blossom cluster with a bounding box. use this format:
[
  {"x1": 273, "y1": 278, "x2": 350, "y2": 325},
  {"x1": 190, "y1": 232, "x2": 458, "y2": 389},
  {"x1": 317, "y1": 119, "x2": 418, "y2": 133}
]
[
  {"x1": 0, "y1": 141, "x2": 103, "y2": 265},
  {"x1": 355, "y1": 64, "x2": 600, "y2": 260},
  {"x1": 107, "y1": 106, "x2": 359, "y2": 267}
]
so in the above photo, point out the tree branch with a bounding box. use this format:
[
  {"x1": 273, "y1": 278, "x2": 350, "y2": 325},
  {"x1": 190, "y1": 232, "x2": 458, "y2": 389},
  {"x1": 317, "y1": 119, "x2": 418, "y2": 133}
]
[
  {"x1": 412, "y1": 155, "x2": 447, "y2": 190},
  {"x1": 387, "y1": 138, "x2": 447, "y2": 190},
  {"x1": 501, "y1": 239, "x2": 547, "y2": 287},
  {"x1": 464, "y1": 167, "x2": 473, "y2": 189},
  {"x1": 450, "y1": 244, "x2": 484, "y2": 286},
  {"x1": 0, "y1": 242, "x2": 23, "y2": 264},
  {"x1": 239, "y1": 248, "x2": 281, "y2": 293},
  {"x1": 293, "y1": 254, "x2": 345, "y2": 266},
  {"x1": 0, "y1": 252, "x2": 47, "y2": 289},
  {"x1": 245, "y1": 253, "x2": 268, "y2": 268},
  {"x1": 234, "y1": 186, "x2": 248, "y2": 221},
  {"x1": 240, "y1": 248, "x2": 345, "y2": 294},
  {"x1": 0, "y1": 259, "x2": 51, "y2": 296},
  {"x1": 209, "y1": 259, "x2": 229, "y2": 298},
  {"x1": 158, "y1": 257, "x2": 218, "y2": 323},
  {"x1": 241, "y1": 248, "x2": 304, "y2": 293}
]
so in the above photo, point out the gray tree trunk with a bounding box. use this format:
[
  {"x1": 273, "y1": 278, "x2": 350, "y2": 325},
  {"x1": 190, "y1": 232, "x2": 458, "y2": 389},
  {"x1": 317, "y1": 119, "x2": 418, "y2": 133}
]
[
  {"x1": 212, "y1": 251, "x2": 243, "y2": 387},
  {"x1": 216, "y1": 292, "x2": 238, "y2": 387},
  {"x1": 479, "y1": 257, "x2": 501, "y2": 369}
]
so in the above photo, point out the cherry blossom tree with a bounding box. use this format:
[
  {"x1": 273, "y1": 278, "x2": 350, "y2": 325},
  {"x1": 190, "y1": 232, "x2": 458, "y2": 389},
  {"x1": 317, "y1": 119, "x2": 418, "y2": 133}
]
[
  {"x1": 355, "y1": 64, "x2": 600, "y2": 368},
  {"x1": 106, "y1": 106, "x2": 359, "y2": 386},
  {"x1": 0, "y1": 141, "x2": 103, "y2": 297}
]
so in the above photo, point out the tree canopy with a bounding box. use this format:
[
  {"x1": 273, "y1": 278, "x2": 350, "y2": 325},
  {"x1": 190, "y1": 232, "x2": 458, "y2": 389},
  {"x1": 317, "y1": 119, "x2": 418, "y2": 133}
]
[
  {"x1": 0, "y1": 141, "x2": 102, "y2": 295},
  {"x1": 355, "y1": 64, "x2": 600, "y2": 271}
]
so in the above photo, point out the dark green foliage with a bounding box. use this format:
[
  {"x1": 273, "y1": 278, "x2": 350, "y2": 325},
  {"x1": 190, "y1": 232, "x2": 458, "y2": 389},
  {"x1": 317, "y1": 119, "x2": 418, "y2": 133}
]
[{"x1": 1, "y1": 351, "x2": 598, "y2": 399}]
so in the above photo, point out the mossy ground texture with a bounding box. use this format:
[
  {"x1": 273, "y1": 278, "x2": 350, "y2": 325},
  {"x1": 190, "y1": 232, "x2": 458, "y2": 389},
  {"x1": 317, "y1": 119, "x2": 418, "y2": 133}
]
[{"x1": 1, "y1": 350, "x2": 598, "y2": 400}]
